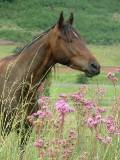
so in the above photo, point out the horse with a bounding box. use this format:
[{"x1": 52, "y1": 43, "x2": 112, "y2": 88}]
[{"x1": 0, "y1": 12, "x2": 100, "y2": 151}]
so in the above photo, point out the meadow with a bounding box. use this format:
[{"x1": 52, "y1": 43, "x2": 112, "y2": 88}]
[
  {"x1": 0, "y1": 74, "x2": 120, "y2": 160},
  {"x1": 0, "y1": 44, "x2": 120, "y2": 160},
  {"x1": 1, "y1": 44, "x2": 120, "y2": 108},
  {"x1": 0, "y1": 0, "x2": 120, "y2": 160}
]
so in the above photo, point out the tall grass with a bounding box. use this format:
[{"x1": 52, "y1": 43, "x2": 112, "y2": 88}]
[{"x1": 0, "y1": 72, "x2": 120, "y2": 160}]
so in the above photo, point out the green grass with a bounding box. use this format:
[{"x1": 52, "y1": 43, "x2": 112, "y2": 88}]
[
  {"x1": 0, "y1": 0, "x2": 120, "y2": 44},
  {"x1": 52, "y1": 72, "x2": 113, "y2": 85},
  {"x1": 89, "y1": 44, "x2": 120, "y2": 66},
  {"x1": 51, "y1": 72, "x2": 120, "y2": 106},
  {"x1": 0, "y1": 83, "x2": 120, "y2": 160},
  {"x1": 0, "y1": 45, "x2": 16, "y2": 57}
]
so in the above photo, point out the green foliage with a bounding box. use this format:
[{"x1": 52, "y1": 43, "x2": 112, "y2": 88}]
[
  {"x1": 0, "y1": 0, "x2": 14, "y2": 2},
  {"x1": 0, "y1": 0, "x2": 120, "y2": 44}
]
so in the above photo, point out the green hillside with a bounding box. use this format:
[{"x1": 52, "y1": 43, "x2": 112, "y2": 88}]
[{"x1": 0, "y1": 0, "x2": 120, "y2": 44}]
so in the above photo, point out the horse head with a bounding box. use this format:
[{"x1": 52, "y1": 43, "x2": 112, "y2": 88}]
[{"x1": 48, "y1": 12, "x2": 100, "y2": 77}]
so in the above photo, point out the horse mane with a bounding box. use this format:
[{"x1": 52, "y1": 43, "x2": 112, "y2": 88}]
[{"x1": 15, "y1": 25, "x2": 55, "y2": 55}]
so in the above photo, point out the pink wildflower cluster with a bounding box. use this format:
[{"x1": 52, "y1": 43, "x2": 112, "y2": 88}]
[
  {"x1": 86, "y1": 110, "x2": 120, "y2": 144},
  {"x1": 86, "y1": 114, "x2": 102, "y2": 128},
  {"x1": 30, "y1": 79, "x2": 120, "y2": 159},
  {"x1": 34, "y1": 139, "x2": 44, "y2": 148},
  {"x1": 96, "y1": 107, "x2": 106, "y2": 113},
  {"x1": 72, "y1": 92, "x2": 95, "y2": 110},
  {"x1": 107, "y1": 72, "x2": 118, "y2": 84},
  {"x1": 55, "y1": 97, "x2": 75, "y2": 130},
  {"x1": 71, "y1": 92, "x2": 83, "y2": 102},
  {"x1": 82, "y1": 99, "x2": 95, "y2": 109},
  {"x1": 34, "y1": 129, "x2": 77, "y2": 159},
  {"x1": 70, "y1": 84, "x2": 120, "y2": 145},
  {"x1": 38, "y1": 96, "x2": 49, "y2": 106},
  {"x1": 105, "y1": 116, "x2": 120, "y2": 135},
  {"x1": 27, "y1": 96, "x2": 52, "y2": 125},
  {"x1": 32, "y1": 109, "x2": 52, "y2": 119},
  {"x1": 86, "y1": 113, "x2": 120, "y2": 144},
  {"x1": 55, "y1": 99, "x2": 75, "y2": 114}
]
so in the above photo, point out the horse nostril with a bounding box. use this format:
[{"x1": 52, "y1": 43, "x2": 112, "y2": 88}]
[
  {"x1": 90, "y1": 62, "x2": 100, "y2": 71},
  {"x1": 91, "y1": 63, "x2": 98, "y2": 69}
]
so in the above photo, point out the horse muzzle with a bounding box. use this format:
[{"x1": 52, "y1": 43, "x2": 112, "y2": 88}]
[{"x1": 85, "y1": 61, "x2": 101, "y2": 77}]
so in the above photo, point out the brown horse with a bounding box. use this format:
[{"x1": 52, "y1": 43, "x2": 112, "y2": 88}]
[{"x1": 0, "y1": 12, "x2": 100, "y2": 148}]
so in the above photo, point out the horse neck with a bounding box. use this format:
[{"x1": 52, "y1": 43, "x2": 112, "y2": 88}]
[{"x1": 16, "y1": 35, "x2": 54, "y2": 86}]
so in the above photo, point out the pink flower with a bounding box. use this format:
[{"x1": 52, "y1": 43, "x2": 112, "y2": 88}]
[
  {"x1": 86, "y1": 117, "x2": 97, "y2": 128},
  {"x1": 55, "y1": 99, "x2": 75, "y2": 114},
  {"x1": 82, "y1": 99, "x2": 95, "y2": 109},
  {"x1": 42, "y1": 105, "x2": 48, "y2": 110},
  {"x1": 96, "y1": 135, "x2": 112, "y2": 144},
  {"x1": 38, "y1": 96, "x2": 49, "y2": 106},
  {"x1": 71, "y1": 92, "x2": 94, "y2": 109},
  {"x1": 86, "y1": 114, "x2": 102, "y2": 128},
  {"x1": 107, "y1": 72, "x2": 118, "y2": 84},
  {"x1": 108, "y1": 125, "x2": 116, "y2": 133},
  {"x1": 36, "y1": 110, "x2": 52, "y2": 119},
  {"x1": 27, "y1": 115, "x2": 34, "y2": 123},
  {"x1": 34, "y1": 139, "x2": 44, "y2": 148},
  {"x1": 32, "y1": 112, "x2": 38, "y2": 116},
  {"x1": 106, "y1": 116, "x2": 114, "y2": 125},
  {"x1": 95, "y1": 114, "x2": 102, "y2": 123},
  {"x1": 105, "y1": 116, "x2": 120, "y2": 134},
  {"x1": 107, "y1": 72, "x2": 115, "y2": 78},
  {"x1": 71, "y1": 92, "x2": 83, "y2": 102},
  {"x1": 96, "y1": 107, "x2": 106, "y2": 113}
]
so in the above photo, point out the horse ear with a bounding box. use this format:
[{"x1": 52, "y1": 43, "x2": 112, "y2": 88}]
[
  {"x1": 58, "y1": 11, "x2": 64, "y2": 29},
  {"x1": 68, "y1": 12, "x2": 74, "y2": 25}
]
